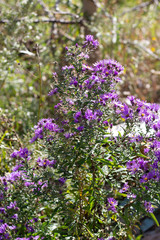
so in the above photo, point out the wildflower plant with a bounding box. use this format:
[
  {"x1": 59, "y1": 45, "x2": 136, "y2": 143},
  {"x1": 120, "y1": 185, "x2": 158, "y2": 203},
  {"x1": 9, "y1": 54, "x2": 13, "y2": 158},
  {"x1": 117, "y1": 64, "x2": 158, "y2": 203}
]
[{"x1": 1, "y1": 36, "x2": 160, "y2": 239}]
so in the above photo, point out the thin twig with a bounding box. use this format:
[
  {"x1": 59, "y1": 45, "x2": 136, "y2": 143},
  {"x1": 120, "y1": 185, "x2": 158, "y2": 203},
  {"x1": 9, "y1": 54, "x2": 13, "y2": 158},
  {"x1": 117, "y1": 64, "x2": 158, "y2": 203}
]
[
  {"x1": 51, "y1": 11, "x2": 79, "y2": 18},
  {"x1": 120, "y1": 0, "x2": 159, "y2": 16}
]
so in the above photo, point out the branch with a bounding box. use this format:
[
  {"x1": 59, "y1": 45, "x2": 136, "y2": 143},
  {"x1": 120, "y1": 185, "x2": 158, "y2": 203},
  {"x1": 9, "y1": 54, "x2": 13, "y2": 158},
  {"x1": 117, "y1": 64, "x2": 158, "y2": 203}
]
[
  {"x1": 120, "y1": 0, "x2": 160, "y2": 16},
  {"x1": 121, "y1": 40, "x2": 160, "y2": 60},
  {"x1": 37, "y1": 0, "x2": 80, "y2": 18},
  {"x1": 0, "y1": 17, "x2": 84, "y2": 25},
  {"x1": 37, "y1": 0, "x2": 53, "y2": 18},
  {"x1": 55, "y1": 0, "x2": 60, "y2": 11},
  {"x1": 151, "y1": 69, "x2": 160, "y2": 75}
]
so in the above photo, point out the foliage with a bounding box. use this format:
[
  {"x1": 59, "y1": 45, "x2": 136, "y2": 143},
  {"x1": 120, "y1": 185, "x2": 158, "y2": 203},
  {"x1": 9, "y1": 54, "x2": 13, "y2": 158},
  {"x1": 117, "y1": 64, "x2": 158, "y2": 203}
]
[{"x1": 1, "y1": 36, "x2": 160, "y2": 240}]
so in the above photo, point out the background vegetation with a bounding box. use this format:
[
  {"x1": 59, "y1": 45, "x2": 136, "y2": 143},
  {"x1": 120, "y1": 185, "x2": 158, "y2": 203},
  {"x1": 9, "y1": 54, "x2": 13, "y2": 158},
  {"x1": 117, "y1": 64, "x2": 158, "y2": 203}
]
[{"x1": 0, "y1": 0, "x2": 160, "y2": 181}]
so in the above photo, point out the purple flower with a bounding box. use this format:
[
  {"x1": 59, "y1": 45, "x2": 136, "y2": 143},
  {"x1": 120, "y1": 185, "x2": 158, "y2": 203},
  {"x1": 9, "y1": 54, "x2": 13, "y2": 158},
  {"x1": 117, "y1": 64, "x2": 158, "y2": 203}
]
[
  {"x1": 0, "y1": 192, "x2": 4, "y2": 200},
  {"x1": 126, "y1": 160, "x2": 140, "y2": 173},
  {"x1": 129, "y1": 135, "x2": 143, "y2": 143},
  {"x1": 64, "y1": 133, "x2": 74, "y2": 139},
  {"x1": 85, "y1": 109, "x2": 97, "y2": 121},
  {"x1": 0, "y1": 208, "x2": 6, "y2": 214},
  {"x1": 70, "y1": 77, "x2": 78, "y2": 87},
  {"x1": 95, "y1": 109, "x2": 103, "y2": 117},
  {"x1": 36, "y1": 158, "x2": 55, "y2": 168},
  {"x1": 144, "y1": 201, "x2": 154, "y2": 213},
  {"x1": 74, "y1": 111, "x2": 82, "y2": 123},
  {"x1": 62, "y1": 65, "x2": 74, "y2": 71},
  {"x1": 128, "y1": 96, "x2": 136, "y2": 105},
  {"x1": 119, "y1": 182, "x2": 129, "y2": 193},
  {"x1": 99, "y1": 94, "x2": 109, "y2": 106},
  {"x1": 24, "y1": 181, "x2": 34, "y2": 187},
  {"x1": 54, "y1": 102, "x2": 61, "y2": 109},
  {"x1": 10, "y1": 148, "x2": 30, "y2": 159},
  {"x1": 12, "y1": 164, "x2": 24, "y2": 172},
  {"x1": 58, "y1": 177, "x2": 66, "y2": 185},
  {"x1": 107, "y1": 197, "x2": 118, "y2": 213},
  {"x1": 120, "y1": 104, "x2": 133, "y2": 120},
  {"x1": 12, "y1": 214, "x2": 18, "y2": 220},
  {"x1": 77, "y1": 126, "x2": 84, "y2": 131},
  {"x1": 7, "y1": 201, "x2": 17, "y2": 210},
  {"x1": 0, "y1": 223, "x2": 8, "y2": 234},
  {"x1": 84, "y1": 35, "x2": 99, "y2": 48},
  {"x1": 140, "y1": 174, "x2": 149, "y2": 183},
  {"x1": 127, "y1": 193, "x2": 136, "y2": 199},
  {"x1": 86, "y1": 35, "x2": 94, "y2": 42},
  {"x1": 48, "y1": 87, "x2": 58, "y2": 96},
  {"x1": 93, "y1": 59, "x2": 124, "y2": 76},
  {"x1": 103, "y1": 120, "x2": 109, "y2": 126},
  {"x1": 26, "y1": 224, "x2": 34, "y2": 233},
  {"x1": 138, "y1": 158, "x2": 149, "y2": 171},
  {"x1": 6, "y1": 171, "x2": 22, "y2": 183},
  {"x1": 148, "y1": 170, "x2": 160, "y2": 181}
]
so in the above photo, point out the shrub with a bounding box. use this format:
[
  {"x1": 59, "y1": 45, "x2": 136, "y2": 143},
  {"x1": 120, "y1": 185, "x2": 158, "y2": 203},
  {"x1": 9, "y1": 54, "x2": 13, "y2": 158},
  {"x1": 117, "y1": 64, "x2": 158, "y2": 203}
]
[{"x1": 0, "y1": 36, "x2": 160, "y2": 240}]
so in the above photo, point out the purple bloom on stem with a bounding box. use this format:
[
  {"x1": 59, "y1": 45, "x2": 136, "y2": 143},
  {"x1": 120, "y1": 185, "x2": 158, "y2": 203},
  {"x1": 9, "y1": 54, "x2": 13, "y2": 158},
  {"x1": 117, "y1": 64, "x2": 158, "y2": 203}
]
[
  {"x1": 12, "y1": 164, "x2": 24, "y2": 172},
  {"x1": 86, "y1": 35, "x2": 94, "y2": 42},
  {"x1": 84, "y1": 35, "x2": 99, "y2": 48},
  {"x1": 62, "y1": 65, "x2": 74, "y2": 71}
]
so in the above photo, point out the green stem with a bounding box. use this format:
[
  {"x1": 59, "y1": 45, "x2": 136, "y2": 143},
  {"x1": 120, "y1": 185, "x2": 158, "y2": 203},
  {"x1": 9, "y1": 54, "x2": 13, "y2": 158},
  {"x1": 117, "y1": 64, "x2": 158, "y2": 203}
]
[{"x1": 36, "y1": 44, "x2": 42, "y2": 121}]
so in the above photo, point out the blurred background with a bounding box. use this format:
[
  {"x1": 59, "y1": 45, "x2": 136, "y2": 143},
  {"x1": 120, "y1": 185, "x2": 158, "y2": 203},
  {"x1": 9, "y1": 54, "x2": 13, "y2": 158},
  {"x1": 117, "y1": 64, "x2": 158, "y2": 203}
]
[{"x1": 0, "y1": 0, "x2": 160, "y2": 172}]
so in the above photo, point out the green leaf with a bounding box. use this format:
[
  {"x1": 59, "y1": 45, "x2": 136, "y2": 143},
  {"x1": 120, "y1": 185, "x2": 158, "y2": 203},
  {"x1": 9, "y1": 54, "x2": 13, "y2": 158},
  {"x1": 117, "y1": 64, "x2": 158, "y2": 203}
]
[
  {"x1": 136, "y1": 153, "x2": 149, "y2": 159},
  {"x1": 150, "y1": 212, "x2": 159, "y2": 227},
  {"x1": 0, "y1": 130, "x2": 7, "y2": 144},
  {"x1": 97, "y1": 166, "x2": 105, "y2": 175},
  {"x1": 85, "y1": 227, "x2": 94, "y2": 237},
  {"x1": 136, "y1": 235, "x2": 143, "y2": 240}
]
